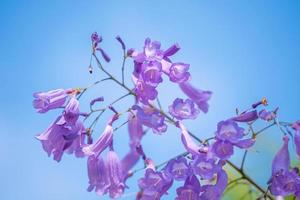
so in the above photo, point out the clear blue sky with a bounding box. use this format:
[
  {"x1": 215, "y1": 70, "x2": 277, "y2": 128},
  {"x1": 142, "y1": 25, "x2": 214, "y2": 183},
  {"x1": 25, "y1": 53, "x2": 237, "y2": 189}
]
[{"x1": 1, "y1": 0, "x2": 300, "y2": 199}]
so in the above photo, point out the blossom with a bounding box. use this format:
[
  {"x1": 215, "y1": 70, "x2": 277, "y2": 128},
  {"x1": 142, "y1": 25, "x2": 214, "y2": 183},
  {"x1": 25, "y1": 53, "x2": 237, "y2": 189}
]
[
  {"x1": 58, "y1": 96, "x2": 80, "y2": 125},
  {"x1": 169, "y1": 63, "x2": 191, "y2": 83},
  {"x1": 192, "y1": 152, "x2": 222, "y2": 180},
  {"x1": 87, "y1": 155, "x2": 107, "y2": 195},
  {"x1": 141, "y1": 61, "x2": 163, "y2": 87},
  {"x1": 292, "y1": 121, "x2": 300, "y2": 158},
  {"x1": 134, "y1": 80, "x2": 158, "y2": 104},
  {"x1": 199, "y1": 169, "x2": 228, "y2": 200},
  {"x1": 36, "y1": 116, "x2": 85, "y2": 162},
  {"x1": 169, "y1": 98, "x2": 199, "y2": 120},
  {"x1": 33, "y1": 89, "x2": 70, "y2": 113},
  {"x1": 91, "y1": 32, "x2": 102, "y2": 47},
  {"x1": 91, "y1": 32, "x2": 110, "y2": 62},
  {"x1": 82, "y1": 114, "x2": 119, "y2": 157},
  {"x1": 132, "y1": 105, "x2": 167, "y2": 134},
  {"x1": 164, "y1": 156, "x2": 191, "y2": 181},
  {"x1": 176, "y1": 175, "x2": 201, "y2": 200},
  {"x1": 212, "y1": 120, "x2": 255, "y2": 160},
  {"x1": 177, "y1": 122, "x2": 201, "y2": 155},
  {"x1": 164, "y1": 43, "x2": 180, "y2": 58},
  {"x1": 268, "y1": 136, "x2": 300, "y2": 197},
  {"x1": 138, "y1": 168, "x2": 173, "y2": 199},
  {"x1": 104, "y1": 150, "x2": 125, "y2": 198},
  {"x1": 259, "y1": 109, "x2": 277, "y2": 121},
  {"x1": 115, "y1": 35, "x2": 126, "y2": 50},
  {"x1": 179, "y1": 81, "x2": 212, "y2": 113}
]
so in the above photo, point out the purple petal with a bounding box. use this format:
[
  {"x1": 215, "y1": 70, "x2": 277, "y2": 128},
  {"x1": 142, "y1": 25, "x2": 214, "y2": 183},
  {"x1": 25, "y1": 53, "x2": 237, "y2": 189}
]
[
  {"x1": 90, "y1": 97, "x2": 104, "y2": 106},
  {"x1": 272, "y1": 136, "x2": 290, "y2": 175},
  {"x1": 178, "y1": 122, "x2": 200, "y2": 155},
  {"x1": 212, "y1": 140, "x2": 234, "y2": 160},
  {"x1": 232, "y1": 110, "x2": 258, "y2": 122},
  {"x1": 164, "y1": 43, "x2": 180, "y2": 57},
  {"x1": 97, "y1": 48, "x2": 111, "y2": 62},
  {"x1": 116, "y1": 35, "x2": 126, "y2": 50},
  {"x1": 234, "y1": 138, "x2": 256, "y2": 149}
]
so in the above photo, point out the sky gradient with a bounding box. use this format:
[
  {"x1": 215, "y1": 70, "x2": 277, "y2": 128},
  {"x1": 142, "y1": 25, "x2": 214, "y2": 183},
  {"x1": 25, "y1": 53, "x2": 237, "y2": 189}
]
[{"x1": 1, "y1": 1, "x2": 300, "y2": 199}]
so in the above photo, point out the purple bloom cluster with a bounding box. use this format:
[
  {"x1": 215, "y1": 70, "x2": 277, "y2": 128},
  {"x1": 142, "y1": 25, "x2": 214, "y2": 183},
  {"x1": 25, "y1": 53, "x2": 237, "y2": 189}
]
[{"x1": 33, "y1": 34, "x2": 300, "y2": 199}]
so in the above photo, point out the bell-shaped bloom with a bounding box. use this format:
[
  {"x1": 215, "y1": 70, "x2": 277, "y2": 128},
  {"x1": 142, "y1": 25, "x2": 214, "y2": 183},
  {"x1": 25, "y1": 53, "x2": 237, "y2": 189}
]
[
  {"x1": 192, "y1": 152, "x2": 222, "y2": 180},
  {"x1": 176, "y1": 175, "x2": 201, "y2": 200},
  {"x1": 82, "y1": 115, "x2": 119, "y2": 157},
  {"x1": 164, "y1": 156, "x2": 191, "y2": 181},
  {"x1": 87, "y1": 155, "x2": 108, "y2": 195},
  {"x1": 200, "y1": 169, "x2": 228, "y2": 200},
  {"x1": 268, "y1": 136, "x2": 300, "y2": 197},
  {"x1": 179, "y1": 81, "x2": 212, "y2": 113},
  {"x1": 33, "y1": 89, "x2": 70, "y2": 113},
  {"x1": 141, "y1": 61, "x2": 163, "y2": 87},
  {"x1": 132, "y1": 105, "x2": 167, "y2": 134},
  {"x1": 143, "y1": 38, "x2": 164, "y2": 61},
  {"x1": 138, "y1": 168, "x2": 173, "y2": 199},
  {"x1": 211, "y1": 140, "x2": 234, "y2": 160},
  {"x1": 168, "y1": 63, "x2": 191, "y2": 83},
  {"x1": 104, "y1": 150, "x2": 125, "y2": 199},
  {"x1": 36, "y1": 116, "x2": 84, "y2": 162},
  {"x1": 259, "y1": 109, "x2": 277, "y2": 121},
  {"x1": 213, "y1": 120, "x2": 255, "y2": 160},
  {"x1": 134, "y1": 80, "x2": 158, "y2": 104},
  {"x1": 177, "y1": 122, "x2": 201, "y2": 156},
  {"x1": 169, "y1": 98, "x2": 199, "y2": 120},
  {"x1": 231, "y1": 110, "x2": 258, "y2": 122}
]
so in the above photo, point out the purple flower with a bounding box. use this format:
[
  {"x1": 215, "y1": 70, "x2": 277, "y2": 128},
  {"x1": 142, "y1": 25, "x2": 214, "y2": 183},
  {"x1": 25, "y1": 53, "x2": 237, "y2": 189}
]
[
  {"x1": 134, "y1": 80, "x2": 158, "y2": 104},
  {"x1": 87, "y1": 155, "x2": 108, "y2": 195},
  {"x1": 90, "y1": 96, "x2": 104, "y2": 106},
  {"x1": 292, "y1": 121, "x2": 300, "y2": 158},
  {"x1": 177, "y1": 122, "x2": 201, "y2": 155},
  {"x1": 164, "y1": 156, "x2": 191, "y2": 181},
  {"x1": 141, "y1": 61, "x2": 163, "y2": 87},
  {"x1": 132, "y1": 105, "x2": 167, "y2": 134},
  {"x1": 192, "y1": 152, "x2": 222, "y2": 180},
  {"x1": 292, "y1": 121, "x2": 300, "y2": 131},
  {"x1": 268, "y1": 136, "x2": 300, "y2": 197},
  {"x1": 33, "y1": 89, "x2": 70, "y2": 113},
  {"x1": 231, "y1": 110, "x2": 258, "y2": 122},
  {"x1": 216, "y1": 120, "x2": 244, "y2": 143},
  {"x1": 200, "y1": 169, "x2": 228, "y2": 200},
  {"x1": 36, "y1": 116, "x2": 84, "y2": 162},
  {"x1": 58, "y1": 96, "x2": 80, "y2": 125},
  {"x1": 82, "y1": 114, "x2": 119, "y2": 157},
  {"x1": 164, "y1": 43, "x2": 180, "y2": 58},
  {"x1": 168, "y1": 63, "x2": 191, "y2": 83},
  {"x1": 176, "y1": 175, "x2": 201, "y2": 200},
  {"x1": 212, "y1": 120, "x2": 255, "y2": 160},
  {"x1": 169, "y1": 98, "x2": 199, "y2": 120},
  {"x1": 143, "y1": 38, "x2": 164, "y2": 61},
  {"x1": 104, "y1": 150, "x2": 125, "y2": 199},
  {"x1": 259, "y1": 109, "x2": 277, "y2": 121},
  {"x1": 115, "y1": 35, "x2": 126, "y2": 50},
  {"x1": 179, "y1": 81, "x2": 212, "y2": 113},
  {"x1": 211, "y1": 140, "x2": 234, "y2": 160},
  {"x1": 138, "y1": 168, "x2": 173, "y2": 199}
]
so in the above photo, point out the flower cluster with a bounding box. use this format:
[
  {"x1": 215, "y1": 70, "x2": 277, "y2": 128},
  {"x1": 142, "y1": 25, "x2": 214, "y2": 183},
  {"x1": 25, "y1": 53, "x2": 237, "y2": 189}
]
[{"x1": 33, "y1": 33, "x2": 300, "y2": 200}]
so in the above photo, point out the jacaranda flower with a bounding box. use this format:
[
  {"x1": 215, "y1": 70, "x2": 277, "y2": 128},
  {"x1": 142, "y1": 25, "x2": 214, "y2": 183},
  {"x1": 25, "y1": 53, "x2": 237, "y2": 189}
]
[
  {"x1": 179, "y1": 81, "x2": 212, "y2": 113},
  {"x1": 232, "y1": 110, "x2": 258, "y2": 122},
  {"x1": 164, "y1": 156, "x2": 191, "y2": 181},
  {"x1": 169, "y1": 98, "x2": 199, "y2": 120},
  {"x1": 168, "y1": 63, "x2": 191, "y2": 83},
  {"x1": 141, "y1": 61, "x2": 163, "y2": 87},
  {"x1": 177, "y1": 122, "x2": 201, "y2": 156},
  {"x1": 134, "y1": 80, "x2": 158, "y2": 104},
  {"x1": 87, "y1": 155, "x2": 107, "y2": 195},
  {"x1": 176, "y1": 175, "x2": 201, "y2": 200},
  {"x1": 33, "y1": 89, "x2": 70, "y2": 113},
  {"x1": 259, "y1": 109, "x2": 277, "y2": 121}
]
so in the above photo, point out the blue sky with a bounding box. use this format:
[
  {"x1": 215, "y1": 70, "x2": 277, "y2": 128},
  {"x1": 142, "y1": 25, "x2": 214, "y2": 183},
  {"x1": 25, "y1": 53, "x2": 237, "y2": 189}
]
[{"x1": 0, "y1": 0, "x2": 300, "y2": 199}]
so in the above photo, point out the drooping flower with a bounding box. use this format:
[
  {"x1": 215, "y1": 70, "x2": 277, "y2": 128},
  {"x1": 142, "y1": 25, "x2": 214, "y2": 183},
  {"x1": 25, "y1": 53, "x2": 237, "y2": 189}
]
[
  {"x1": 168, "y1": 63, "x2": 191, "y2": 83},
  {"x1": 192, "y1": 151, "x2": 222, "y2": 180},
  {"x1": 169, "y1": 98, "x2": 199, "y2": 120},
  {"x1": 58, "y1": 96, "x2": 80, "y2": 125},
  {"x1": 259, "y1": 109, "x2": 277, "y2": 121},
  {"x1": 212, "y1": 120, "x2": 255, "y2": 160},
  {"x1": 268, "y1": 136, "x2": 300, "y2": 197},
  {"x1": 177, "y1": 122, "x2": 201, "y2": 156},
  {"x1": 33, "y1": 89, "x2": 70, "y2": 113},
  {"x1": 176, "y1": 175, "x2": 201, "y2": 200},
  {"x1": 232, "y1": 110, "x2": 258, "y2": 122},
  {"x1": 199, "y1": 169, "x2": 228, "y2": 200},
  {"x1": 132, "y1": 105, "x2": 167, "y2": 134},
  {"x1": 143, "y1": 38, "x2": 164, "y2": 62},
  {"x1": 141, "y1": 61, "x2": 163, "y2": 87},
  {"x1": 104, "y1": 150, "x2": 125, "y2": 199},
  {"x1": 164, "y1": 156, "x2": 191, "y2": 181},
  {"x1": 179, "y1": 81, "x2": 212, "y2": 113},
  {"x1": 87, "y1": 155, "x2": 108, "y2": 195},
  {"x1": 36, "y1": 116, "x2": 85, "y2": 162},
  {"x1": 82, "y1": 114, "x2": 119, "y2": 157},
  {"x1": 138, "y1": 168, "x2": 173, "y2": 200}
]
